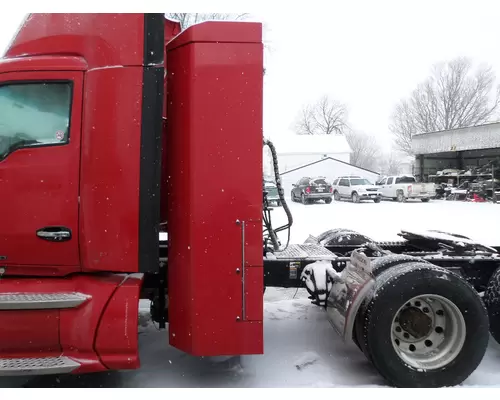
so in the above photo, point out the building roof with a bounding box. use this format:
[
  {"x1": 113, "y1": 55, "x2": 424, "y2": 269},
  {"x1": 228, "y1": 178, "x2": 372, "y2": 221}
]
[
  {"x1": 269, "y1": 134, "x2": 351, "y2": 155},
  {"x1": 412, "y1": 121, "x2": 500, "y2": 155},
  {"x1": 280, "y1": 156, "x2": 380, "y2": 176}
]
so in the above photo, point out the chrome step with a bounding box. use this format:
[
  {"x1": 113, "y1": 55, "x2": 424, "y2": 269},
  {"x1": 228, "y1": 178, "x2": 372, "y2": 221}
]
[
  {"x1": 0, "y1": 356, "x2": 80, "y2": 376},
  {"x1": 269, "y1": 244, "x2": 337, "y2": 261},
  {"x1": 0, "y1": 292, "x2": 90, "y2": 310}
]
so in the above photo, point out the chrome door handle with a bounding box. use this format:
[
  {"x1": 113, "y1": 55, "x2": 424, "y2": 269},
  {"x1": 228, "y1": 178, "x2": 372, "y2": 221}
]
[{"x1": 36, "y1": 227, "x2": 72, "y2": 242}]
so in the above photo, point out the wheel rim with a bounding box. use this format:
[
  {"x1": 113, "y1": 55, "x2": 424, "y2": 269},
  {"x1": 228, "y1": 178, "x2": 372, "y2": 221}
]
[
  {"x1": 398, "y1": 193, "x2": 403, "y2": 201},
  {"x1": 390, "y1": 294, "x2": 466, "y2": 370},
  {"x1": 353, "y1": 193, "x2": 358, "y2": 202},
  {"x1": 334, "y1": 192, "x2": 340, "y2": 201}
]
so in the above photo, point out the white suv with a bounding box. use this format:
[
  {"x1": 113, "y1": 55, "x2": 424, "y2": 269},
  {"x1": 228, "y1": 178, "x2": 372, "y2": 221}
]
[{"x1": 332, "y1": 175, "x2": 381, "y2": 203}]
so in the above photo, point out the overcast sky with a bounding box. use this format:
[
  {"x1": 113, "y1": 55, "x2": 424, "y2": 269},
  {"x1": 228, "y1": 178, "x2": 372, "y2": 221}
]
[
  {"x1": 2, "y1": 4, "x2": 500, "y2": 153},
  {"x1": 256, "y1": 0, "x2": 500, "y2": 151}
]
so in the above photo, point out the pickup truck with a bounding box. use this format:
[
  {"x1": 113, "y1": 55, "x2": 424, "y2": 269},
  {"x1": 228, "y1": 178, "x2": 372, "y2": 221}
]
[{"x1": 376, "y1": 175, "x2": 436, "y2": 202}]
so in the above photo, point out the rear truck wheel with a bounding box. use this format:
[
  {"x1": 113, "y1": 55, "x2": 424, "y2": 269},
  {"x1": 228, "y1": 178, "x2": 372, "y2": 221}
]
[
  {"x1": 397, "y1": 190, "x2": 405, "y2": 203},
  {"x1": 324, "y1": 197, "x2": 332, "y2": 204},
  {"x1": 334, "y1": 191, "x2": 341, "y2": 201},
  {"x1": 352, "y1": 192, "x2": 360, "y2": 203},
  {"x1": 483, "y1": 266, "x2": 500, "y2": 345},
  {"x1": 358, "y1": 262, "x2": 489, "y2": 388},
  {"x1": 353, "y1": 255, "x2": 432, "y2": 353},
  {"x1": 373, "y1": 197, "x2": 381, "y2": 203},
  {"x1": 421, "y1": 198, "x2": 430, "y2": 203},
  {"x1": 291, "y1": 191, "x2": 295, "y2": 202},
  {"x1": 301, "y1": 193, "x2": 308, "y2": 205}
]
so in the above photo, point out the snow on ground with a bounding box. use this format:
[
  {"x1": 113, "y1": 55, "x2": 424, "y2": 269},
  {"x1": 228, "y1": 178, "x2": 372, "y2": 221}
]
[
  {"x1": 272, "y1": 197, "x2": 500, "y2": 247},
  {"x1": 2, "y1": 199, "x2": 500, "y2": 388}
]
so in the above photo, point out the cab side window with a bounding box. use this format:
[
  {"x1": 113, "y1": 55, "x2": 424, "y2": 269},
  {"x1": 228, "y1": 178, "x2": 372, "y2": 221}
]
[{"x1": 0, "y1": 82, "x2": 72, "y2": 161}]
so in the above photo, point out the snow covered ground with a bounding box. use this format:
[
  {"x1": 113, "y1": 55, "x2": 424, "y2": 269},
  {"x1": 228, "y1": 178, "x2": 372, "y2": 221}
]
[{"x1": 2, "y1": 198, "x2": 500, "y2": 388}]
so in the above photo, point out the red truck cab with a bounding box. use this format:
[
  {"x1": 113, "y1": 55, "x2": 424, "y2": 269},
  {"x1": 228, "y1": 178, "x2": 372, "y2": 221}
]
[{"x1": 0, "y1": 13, "x2": 264, "y2": 375}]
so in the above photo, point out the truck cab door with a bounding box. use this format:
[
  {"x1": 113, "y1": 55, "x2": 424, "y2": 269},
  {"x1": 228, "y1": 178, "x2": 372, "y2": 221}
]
[{"x1": 0, "y1": 71, "x2": 83, "y2": 273}]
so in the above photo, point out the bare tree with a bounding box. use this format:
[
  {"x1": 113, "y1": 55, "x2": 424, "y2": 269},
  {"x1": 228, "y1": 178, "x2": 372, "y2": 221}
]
[
  {"x1": 378, "y1": 152, "x2": 403, "y2": 176},
  {"x1": 165, "y1": 13, "x2": 249, "y2": 30},
  {"x1": 345, "y1": 130, "x2": 381, "y2": 171},
  {"x1": 391, "y1": 57, "x2": 500, "y2": 155},
  {"x1": 295, "y1": 95, "x2": 349, "y2": 135}
]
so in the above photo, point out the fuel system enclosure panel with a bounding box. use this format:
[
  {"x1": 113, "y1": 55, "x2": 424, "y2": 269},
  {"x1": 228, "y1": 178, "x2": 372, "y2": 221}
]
[{"x1": 166, "y1": 21, "x2": 264, "y2": 356}]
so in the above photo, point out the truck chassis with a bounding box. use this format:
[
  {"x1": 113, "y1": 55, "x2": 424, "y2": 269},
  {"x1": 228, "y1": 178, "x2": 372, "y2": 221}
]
[
  {"x1": 258, "y1": 139, "x2": 500, "y2": 387},
  {"x1": 142, "y1": 139, "x2": 500, "y2": 388}
]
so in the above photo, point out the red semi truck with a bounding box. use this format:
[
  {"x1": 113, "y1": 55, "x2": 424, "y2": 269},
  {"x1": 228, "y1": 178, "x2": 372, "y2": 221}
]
[{"x1": 0, "y1": 13, "x2": 499, "y2": 388}]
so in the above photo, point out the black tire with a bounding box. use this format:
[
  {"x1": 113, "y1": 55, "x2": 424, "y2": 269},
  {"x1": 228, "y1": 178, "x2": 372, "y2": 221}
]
[
  {"x1": 359, "y1": 262, "x2": 489, "y2": 388},
  {"x1": 352, "y1": 192, "x2": 360, "y2": 203},
  {"x1": 301, "y1": 193, "x2": 308, "y2": 205},
  {"x1": 373, "y1": 197, "x2": 381, "y2": 203},
  {"x1": 334, "y1": 191, "x2": 341, "y2": 201},
  {"x1": 397, "y1": 190, "x2": 405, "y2": 203},
  {"x1": 421, "y1": 198, "x2": 430, "y2": 203},
  {"x1": 324, "y1": 197, "x2": 332, "y2": 204},
  {"x1": 483, "y1": 266, "x2": 500, "y2": 345},
  {"x1": 370, "y1": 254, "x2": 430, "y2": 277},
  {"x1": 353, "y1": 256, "x2": 431, "y2": 354}
]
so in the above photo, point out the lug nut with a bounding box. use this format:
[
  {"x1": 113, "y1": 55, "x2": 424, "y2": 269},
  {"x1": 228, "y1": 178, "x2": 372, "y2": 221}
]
[
  {"x1": 409, "y1": 344, "x2": 416, "y2": 352},
  {"x1": 435, "y1": 326, "x2": 443, "y2": 334},
  {"x1": 423, "y1": 307, "x2": 429, "y2": 313},
  {"x1": 436, "y1": 310, "x2": 444, "y2": 316},
  {"x1": 403, "y1": 332, "x2": 410, "y2": 339},
  {"x1": 415, "y1": 301, "x2": 421, "y2": 307},
  {"x1": 396, "y1": 326, "x2": 402, "y2": 333},
  {"x1": 425, "y1": 340, "x2": 433, "y2": 347}
]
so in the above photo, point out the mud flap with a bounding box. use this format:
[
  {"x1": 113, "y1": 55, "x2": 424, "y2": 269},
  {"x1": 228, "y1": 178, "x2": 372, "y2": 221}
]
[{"x1": 325, "y1": 251, "x2": 375, "y2": 342}]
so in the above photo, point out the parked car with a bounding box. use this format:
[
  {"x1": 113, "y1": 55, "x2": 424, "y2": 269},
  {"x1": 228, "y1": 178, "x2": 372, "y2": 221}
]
[
  {"x1": 291, "y1": 176, "x2": 333, "y2": 204},
  {"x1": 264, "y1": 179, "x2": 281, "y2": 206},
  {"x1": 332, "y1": 175, "x2": 381, "y2": 203},
  {"x1": 376, "y1": 175, "x2": 436, "y2": 202}
]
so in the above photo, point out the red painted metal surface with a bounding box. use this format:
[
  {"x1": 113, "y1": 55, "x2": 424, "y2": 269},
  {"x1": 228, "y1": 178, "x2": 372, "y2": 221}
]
[
  {"x1": 0, "y1": 56, "x2": 88, "y2": 73},
  {"x1": 0, "y1": 70, "x2": 84, "y2": 273},
  {"x1": 166, "y1": 21, "x2": 264, "y2": 356},
  {"x1": 79, "y1": 66, "x2": 144, "y2": 273},
  {"x1": 5, "y1": 14, "x2": 144, "y2": 70},
  {"x1": 95, "y1": 273, "x2": 143, "y2": 370},
  {"x1": 0, "y1": 311, "x2": 60, "y2": 356},
  {"x1": 0, "y1": 13, "x2": 162, "y2": 274},
  {"x1": 0, "y1": 273, "x2": 143, "y2": 373}
]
